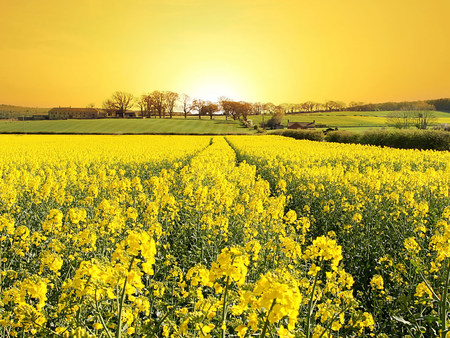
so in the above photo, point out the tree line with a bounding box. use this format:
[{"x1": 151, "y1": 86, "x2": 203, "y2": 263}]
[
  {"x1": 102, "y1": 91, "x2": 450, "y2": 121},
  {"x1": 103, "y1": 91, "x2": 289, "y2": 120},
  {"x1": 102, "y1": 91, "x2": 372, "y2": 120},
  {"x1": 346, "y1": 99, "x2": 450, "y2": 112}
]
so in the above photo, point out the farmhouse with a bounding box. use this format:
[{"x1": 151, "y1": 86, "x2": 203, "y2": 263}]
[
  {"x1": 48, "y1": 107, "x2": 99, "y2": 120},
  {"x1": 287, "y1": 120, "x2": 316, "y2": 129}
]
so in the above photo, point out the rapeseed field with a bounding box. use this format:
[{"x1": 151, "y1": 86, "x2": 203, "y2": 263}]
[{"x1": 0, "y1": 135, "x2": 448, "y2": 337}]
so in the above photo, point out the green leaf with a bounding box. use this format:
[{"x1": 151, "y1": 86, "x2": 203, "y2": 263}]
[{"x1": 392, "y1": 315, "x2": 414, "y2": 326}]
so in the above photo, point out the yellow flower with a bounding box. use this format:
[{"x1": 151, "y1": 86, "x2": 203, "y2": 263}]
[
  {"x1": 415, "y1": 282, "x2": 433, "y2": 299},
  {"x1": 235, "y1": 325, "x2": 248, "y2": 338},
  {"x1": 209, "y1": 246, "x2": 249, "y2": 286},
  {"x1": 278, "y1": 325, "x2": 294, "y2": 338},
  {"x1": 303, "y1": 236, "x2": 343, "y2": 270},
  {"x1": 370, "y1": 275, "x2": 384, "y2": 290},
  {"x1": 253, "y1": 271, "x2": 302, "y2": 330},
  {"x1": 404, "y1": 237, "x2": 421, "y2": 253}
]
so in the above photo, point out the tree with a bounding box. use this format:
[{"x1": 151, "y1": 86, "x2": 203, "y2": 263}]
[
  {"x1": 202, "y1": 101, "x2": 219, "y2": 119},
  {"x1": 291, "y1": 103, "x2": 302, "y2": 113},
  {"x1": 387, "y1": 102, "x2": 436, "y2": 129},
  {"x1": 348, "y1": 101, "x2": 365, "y2": 110},
  {"x1": 302, "y1": 101, "x2": 317, "y2": 112},
  {"x1": 181, "y1": 94, "x2": 193, "y2": 119},
  {"x1": 136, "y1": 95, "x2": 147, "y2": 117},
  {"x1": 263, "y1": 103, "x2": 276, "y2": 115},
  {"x1": 165, "y1": 91, "x2": 179, "y2": 119},
  {"x1": 414, "y1": 110, "x2": 436, "y2": 129},
  {"x1": 263, "y1": 111, "x2": 284, "y2": 129},
  {"x1": 219, "y1": 100, "x2": 253, "y2": 121},
  {"x1": 252, "y1": 102, "x2": 263, "y2": 115},
  {"x1": 147, "y1": 91, "x2": 166, "y2": 118},
  {"x1": 325, "y1": 100, "x2": 343, "y2": 111},
  {"x1": 219, "y1": 97, "x2": 233, "y2": 120},
  {"x1": 143, "y1": 94, "x2": 157, "y2": 118},
  {"x1": 103, "y1": 91, "x2": 134, "y2": 118},
  {"x1": 281, "y1": 103, "x2": 296, "y2": 114},
  {"x1": 234, "y1": 101, "x2": 253, "y2": 121},
  {"x1": 387, "y1": 111, "x2": 414, "y2": 129},
  {"x1": 192, "y1": 99, "x2": 206, "y2": 119}
]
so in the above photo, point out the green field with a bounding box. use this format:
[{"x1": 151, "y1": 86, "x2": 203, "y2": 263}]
[
  {"x1": 0, "y1": 117, "x2": 254, "y2": 134},
  {"x1": 252, "y1": 110, "x2": 450, "y2": 132},
  {"x1": 0, "y1": 111, "x2": 449, "y2": 134},
  {"x1": 0, "y1": 104, "x2": 49, "y2": 118}
]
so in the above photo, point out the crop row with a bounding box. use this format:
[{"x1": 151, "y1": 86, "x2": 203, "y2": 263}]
[
  {"x1": 1, "y1": 135, "x2": 449, "y2": 337},
  {"x1": 228, "y1": 135, "x2": 450, "y2": 336}
]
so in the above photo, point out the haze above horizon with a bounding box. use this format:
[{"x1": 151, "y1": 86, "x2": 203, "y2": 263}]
[{"x1": 1, "y1": 0, "x2": 449, "y2": 108}]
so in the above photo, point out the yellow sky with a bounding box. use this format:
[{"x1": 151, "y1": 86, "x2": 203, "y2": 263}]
[{"x1": 1, "y1": 0, "x2": 449, "y2": 107}]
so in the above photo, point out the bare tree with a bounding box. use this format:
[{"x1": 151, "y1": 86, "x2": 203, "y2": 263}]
[
  {"x1": 335, "y1": 101, "x2": 346, "y2": 111},
  {"x1": 291, "y1": 103, "x2": 302, "y2": 113},
  {"x1": 263, "y1": 103, "x2": 276, "y2": 115},
  {"x1": 141, "y1": 94, "x2": 155, "y2": 118},
  {"x1": 325, "y1": 100, "x2": 338, "y2": 111},
  {"x1": 136, "y1": 95, "x2": 147, "y2": 117},
  {"x1": 165, "y1": 91, "x2": 179, "y2": 119},
  {"x1": 414, "y1": 110, "x2": 436, "y2": 129},
  {"x1": 192, "y1": 99, "x2": 206, "y2": 119},
  {"x1": 103, "y1": 91, "x2": 134, "y2": 118},
  {"x1": 281, "y1": 103, "x2": 296, "y2": 114},
  {"x1": 302, "y1": 101, "x2": 317, "y2": 112},
  {"x1": 387, "y1": 111, "x2": 414, "y2": 129},
  {"x1": 348, "y1": 101, "x2": 364, "y2": 109},
  {"x1": 181, "y1": 94, "x2": 193, "y2": 119},
  {"x1": 148, "y1": 91, "x2": 166, "y2": 118},
  {"x1": 387, "y1": 102, "x2": 436, "y2": 129},
  {"x1": 252, "y1": 102, "x2": 263, "y2": 115}
]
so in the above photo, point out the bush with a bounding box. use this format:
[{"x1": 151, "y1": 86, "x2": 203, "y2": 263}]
[
  {"x1": 325, "y1": 130, "x2": 360, "y2": 144},
  {"x1": 268, "y1": 130, "x2": 283, "y2": 135},
  {"x1": 359, "y1": 129, "x2": 450, "y2": 150},
  {"x1": 325, "y1": 129, "x2": 449, "y2": 150},
  {"x1": 279, "y1": 129, "x2": 325, "y2": 141},
  {"x1": 259, "y1": 113, "x2": 285, "y2": 130}
]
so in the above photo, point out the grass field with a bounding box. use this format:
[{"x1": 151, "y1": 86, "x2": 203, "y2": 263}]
[
  {"x1": 252, "y1": 110, "x2": 450, "y2": 132},
  {"x1": 0, "y1": 117, "x2": 254, "y2": 134},
  {"x1": 0, "y1": 104, "x2": 49, "y2": 118},
  {"x1": 0, "y1": 111, "x2": 449, "y2": 134}
]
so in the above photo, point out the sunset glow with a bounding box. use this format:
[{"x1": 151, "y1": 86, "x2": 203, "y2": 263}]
[{"x1": 1, "y1": 0, "x2": 449, "y2": 107}]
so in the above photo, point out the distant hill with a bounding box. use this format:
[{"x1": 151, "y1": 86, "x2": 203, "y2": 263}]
[{"x1": 0, "y1": 104, "x2": 49, "y2": 119}]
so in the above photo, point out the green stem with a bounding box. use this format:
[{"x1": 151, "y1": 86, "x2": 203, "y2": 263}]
[
  {"x1": 418, "y1": 270, "x2": 440, "y2": 301},
  {"x1": 221, "y1": 276, "x2": 230, "y2": 338},
  {"x1": 76, "y1": 275, "x2": 92, "y2": 327},
  {"x1": 116, "y1": 256, "x2": 135, "y2": 338},
  {"x1": 260, "y1": 299, "x2": 277, "y2": 337},
  {"x1": 441, "y1": 259, "x2": 450, "y2": 338},
  {"x1": 95, "y1": 289, "x2": 113, "y2": 338},
  {"x1": 305, "y1": 259, "x2": 323, "y2": 338},
  {"x1": 149, "y1": 307, "x2": 176, "y2": 337},
  {"x1": 318, "y1": 303, "x2": 350, "y2": 338}
]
